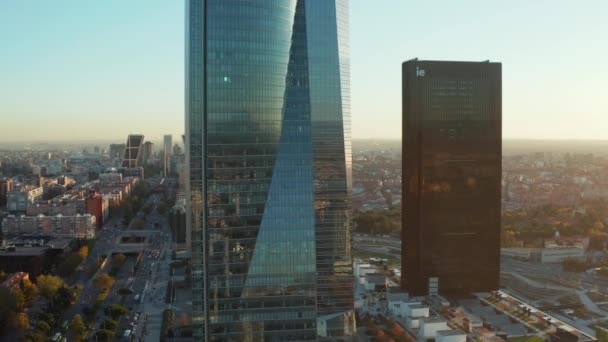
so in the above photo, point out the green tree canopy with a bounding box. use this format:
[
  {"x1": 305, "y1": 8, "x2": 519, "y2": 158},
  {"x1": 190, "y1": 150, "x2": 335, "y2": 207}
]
[
  {"x1": 22, "y1": 278, "x2": 39, "y2": 304},
  {"x1": 36, "y1": 275, "x2": 64, "y2": 300},
  {"x1": 71, "y1": 314, "x2": 86, "y2": 341},
  {"x1": 94, "y1": 273, "x2": 115, "y2": 292}
]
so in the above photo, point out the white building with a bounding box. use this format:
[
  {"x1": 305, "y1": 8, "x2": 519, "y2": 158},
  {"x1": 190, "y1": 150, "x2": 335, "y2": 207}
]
[
  {"x1": 501, "y1": 247, "x2": 532, "y2": 261},
  {"x1": 419, "y1": 317, "x2": 449, "y2": 340},
  {"x1": 354, "y1": 262, "x2": 372, "y2": 277},
  {"x1": 540, "y1": 247, "x2": 584, "y2": 263},
  {"x1": 387, "y1": 295, "x2": 430, "y2": 330},
  {"x1": 316, "y1": 311, "x2": 356, "y2": 339}
]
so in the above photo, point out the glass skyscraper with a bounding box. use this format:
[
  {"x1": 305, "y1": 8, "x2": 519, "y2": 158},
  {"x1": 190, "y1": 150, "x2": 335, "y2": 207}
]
[
  {"x1": 402, "y1": 60, "x2": 502, "y2": 296},
  {"x1": 186, "y1": 1, "x2": 354, "y2": 340}
]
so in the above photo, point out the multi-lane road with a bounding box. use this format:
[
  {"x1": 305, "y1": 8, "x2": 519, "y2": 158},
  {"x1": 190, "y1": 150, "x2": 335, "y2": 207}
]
[{"x1": 114, "y1": 194, "x2": 175, "y2": 342}]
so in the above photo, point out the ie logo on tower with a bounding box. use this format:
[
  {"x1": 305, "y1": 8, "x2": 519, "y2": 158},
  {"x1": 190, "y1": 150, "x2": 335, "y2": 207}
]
[{"x1": 416, "y1": 67, "x2": 426, "y2": 77}]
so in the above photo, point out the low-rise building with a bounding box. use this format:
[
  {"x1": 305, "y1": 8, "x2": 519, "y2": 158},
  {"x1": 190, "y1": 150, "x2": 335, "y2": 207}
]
[
  {"x1": 7, "y1": 186, "x2": 43, "y2": 212},
  {"x1": 540, "y1": 246, "x2": 584, "y2": 263},
  {"x1": 501, "y1": 247, "x2": 532, "y2": 261},
  {"x1": 0, "y1": 272, "x2": 30, "y2": 290},
  {"x1": 388, "y1": 298, "x2": 430, "y2": 329},
  {"x1": 99, "y1": 172, "x2": 123, "y2": 184},
  {"x1": 354, "y1": 262, "x2": 376, "y2": 278},
  {"x1": 2, "y1": 213, "x2": 96, "y2": 239},
  {"x1": 419, "y1": 317, "x2": 449, "y2": 340},
  {"x1": 364, "y1": 273, "x2": 387, "y2": 291},
  {"x1": 436, "y1": 329, "x2": 466, "y2": 342},
  {"x1": 26, "y1": 200, "x2": 83, "y2": 216},
  {"x1": 0, "y1": 238, "x2": 75, "y2": 276}
]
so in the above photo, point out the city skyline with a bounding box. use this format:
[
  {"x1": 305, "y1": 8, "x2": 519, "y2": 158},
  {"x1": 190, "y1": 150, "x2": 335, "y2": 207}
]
[
  {"x1": 2, "y1": 1, "x2": 608, "y2": 141},
  {"x1": 2, "y1": 2, "x2": 608, "y2": 341}
]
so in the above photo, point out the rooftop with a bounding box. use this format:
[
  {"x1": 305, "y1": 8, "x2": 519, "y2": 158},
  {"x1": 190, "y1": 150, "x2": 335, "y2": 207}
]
[
  {"x1": 0, "y1": 246, "x2": 47, "y2": 257},
  {"x1": 421, "y1": 317, "x2": 447, "y2": 324},
  {"x1": 436, "y1": 329, "x2": 464, "y2": 337}
]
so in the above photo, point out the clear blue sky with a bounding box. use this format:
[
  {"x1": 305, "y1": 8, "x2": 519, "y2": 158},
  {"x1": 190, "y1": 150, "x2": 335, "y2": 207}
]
[{"x1": 1, "y1": 1, "x2": 607, "y2": 142}]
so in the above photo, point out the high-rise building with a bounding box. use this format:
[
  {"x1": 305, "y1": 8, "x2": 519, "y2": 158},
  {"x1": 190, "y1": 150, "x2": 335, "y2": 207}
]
[
  {"x1": 187, "y1": 1, "x2": 354, "y2": 340},
  {"x1": 0, "y1": 178, "x2": 13, "y2": 207},
  {"x1": 109, "y1": 143, "x2": 126, "y2": 159},
  {"x1": 163, "y1": 134, "x2": 172, "y2": 177},
  {"x1": 142, "y1": 141, "x2": 154, "y2": 165},
  {"x1": 402, "y1": 59, "x2": 502, "y2": 296},
  {"x1": 122, "y1": 134, "x2": 144, "y2": 168}
]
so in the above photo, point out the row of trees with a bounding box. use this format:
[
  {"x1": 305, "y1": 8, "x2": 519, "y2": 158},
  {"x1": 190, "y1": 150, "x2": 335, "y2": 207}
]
[
  {"x1": 57, "y1": 245, "x2": 89, "y2": 277},
  {"x1": 116, "y1": 181, "x2": 152, "y2": 222},
  {"x1": 502, "y1": 201, "x2": 608, "y2": 248},
  {"x1": 561, "y1": 258, "x2": 591, "y2": 273},
  {"x1": 20, "y1": 275, "x2": 80, "y2": 341},
  {"x1": 353, "y1": 209, "x2": 400, "y2": 236},
  {"x1": 94, "y1": 304, "x2": 129, "y2": 342},
  {"x1": 1, "y1": 275, "x2": 70, "y2": 333}
]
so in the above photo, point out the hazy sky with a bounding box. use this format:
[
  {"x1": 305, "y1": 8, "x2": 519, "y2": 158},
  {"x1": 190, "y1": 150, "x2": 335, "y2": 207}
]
[{"x1": 1, "y1": 1, "x2": 607, "y2": 142}]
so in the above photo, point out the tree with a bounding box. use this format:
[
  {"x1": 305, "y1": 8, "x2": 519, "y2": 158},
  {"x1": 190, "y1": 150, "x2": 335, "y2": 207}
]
[
  {"x1": 110, "y1": 253, "x2": 127, "y2": 275},
  {"x1": 22, "y1": 278, "x2": 38, "y2": 304},
  {"x1": 57, "y1": 253, "x2": 84, "y2": 276},
  {"x1": 37, "y1": 274, "x2": 64, "y2": 300},
  {"x1": 501, "y1": 229, "x2": 519, "y2": 247},
  {"x1": 38, "y1": 313, "x2": 55, "y2": 327},
  {"x1": 113, "y1": 253, "x2": 127, "y2": 265},
  {"x1": 353, "y1": 209, "x2": 400, "y2": 235},
  {"x1": 25, "y1": 331, "x2": 46, "y2": 342},
  {"x1": 0, "y1": 287, "x2": 17, "y2": 324},
  {"x1": 589, "y1": 229, "x2": 608, "y2": 250},
  {"x1": 133, "y1": 182, "x2": 151, "y2": 199},
  {"x1": 117, "y1": 288, "x2": 133, "y2": 296},
  {"x1": 157, "y1": 202, "x2": 168, "y2": 215},
  {"x1": 132, "y1": 217, "x2": 145, "y2": 229},
  {"x1": 77, "y1": 245, "x2": 89, "y2": 258},
  {"x1": 14, "y1": 312, "x2": 30, "y2": 330},
  {"x1": 95, "y1": 329, "x2": 114, "y2": 342},
  {"x1": 101, "y1": 318, "x2": 118, "y2": 331},
  {"x1": 12, "y1": 287, "x2": 25, "y2": 311},
  {"x1": 37, "y1": 321, "x2": 51, "y2": 332},
  {"x1": 105, "y1": 304, "x2": 128, "y2": 319},
  {"x1": 71, "y1": 314, "x2": 86, "y2": 341},
  {"x1": 142, "y1": 205, "x2": 153, "y2": 215},
  {"x1": 561, "y1": 258, "x2": 589, "y2": 273},
  {"x1": 593, "y1": 220, "x2": 605, "y2": 231},
  {"x1": 597, "y1": 326, "x2": 608, "y2": 342},
  {"x1": 94, "y1": 273, "x2": 115, "y2": 292},
  {"x1": 55, "y1": 286, "x2": 76, "y2": 308}
]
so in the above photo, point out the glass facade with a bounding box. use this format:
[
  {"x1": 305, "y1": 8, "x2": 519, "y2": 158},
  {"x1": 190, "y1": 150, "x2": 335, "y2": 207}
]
[
  {"x1": 402, "y1": 60, "x2": 502, "y2": 296},
  {"x1": 187, "y1": 1, "x2": 353, "y2": 340}
]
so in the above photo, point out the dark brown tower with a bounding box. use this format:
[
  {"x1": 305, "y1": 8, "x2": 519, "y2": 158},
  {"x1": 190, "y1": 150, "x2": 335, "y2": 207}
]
[{"x1": 402, "y1": 60, "x2": 502, "y2": 296}]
